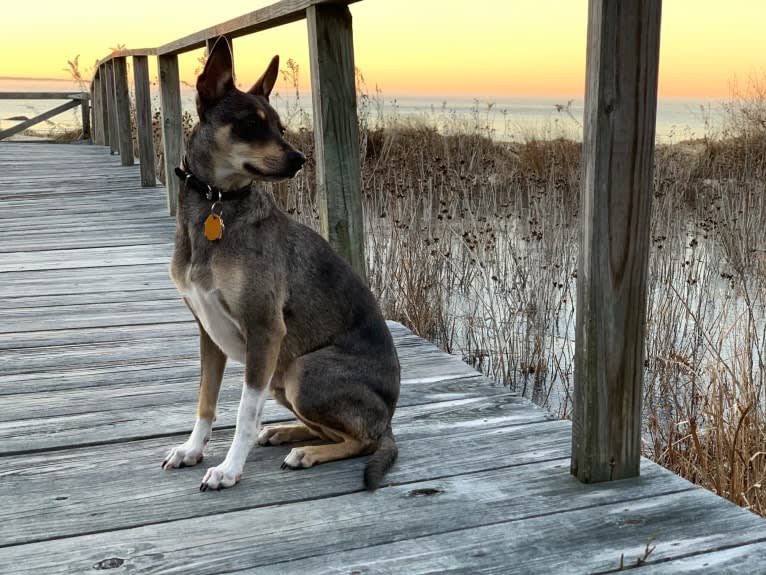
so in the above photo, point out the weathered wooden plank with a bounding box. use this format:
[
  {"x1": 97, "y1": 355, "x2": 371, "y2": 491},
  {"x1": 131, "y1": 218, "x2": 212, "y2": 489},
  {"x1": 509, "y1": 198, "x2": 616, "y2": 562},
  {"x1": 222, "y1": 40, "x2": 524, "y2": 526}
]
[
  {"x1": 638, "y1": 541, "x2": 766, "y2": 574},
  {"x1": 157, "y1": 0, "x2": 360, "y2": 56},
  {"x1": 0, "y1": 420, "x2": 570, "y2": 546},
  {"x1": 158, "y1": 53, "x2": 183, "y2": 214},
  {"x1": 133, "y1": 55, "x2": 156, "y2": 187},
  {"x1": 0, "y1": 99, "x2": 81, "y2": 140},
  {"x1": 0, "y1": 298, "x2": 188, "y2": 333},
  {"x1": 0, "y1": 266, "x2": 175, "y2": 298},
  {"x1": 572, "y1": 0, "x2": 662, "y2": 483},
  {"x1": 94, "y1": 48, "x2": 157, "y2": 69},
  {"x1": 244, "y1": 489, "x2": 766, "y2": 575},
  {"x1": 0, "y1": 384, "x2": 528, "y2": 456},
  {"x1": 307, "y1": 3, "x2": 366, "y2": 280},
  {"x1": 112, "y1": 57, "x2": 135, "y2": 166},
  {"x1": 0, "y1": 244, "x2": 173, "y2": 273},
  {"x1": 0, "y1": 92, "x2": 88, "y2": 100},
  {"x1": 0, "y1": 460, "x2": 720, "y2": 574}
]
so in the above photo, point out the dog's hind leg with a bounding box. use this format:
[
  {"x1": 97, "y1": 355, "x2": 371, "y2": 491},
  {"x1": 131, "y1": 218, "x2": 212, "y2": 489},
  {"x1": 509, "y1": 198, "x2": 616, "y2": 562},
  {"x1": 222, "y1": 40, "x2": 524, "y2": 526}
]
[
  {"x1": 163, "y1": 325, "x2": 227, "y2": 469},
  {"x1": 257, "y1": 422, "x2": 319, "y2": 446},
  {"x1": 282, "y1": 438, "x2": 371, "y2": 469}
]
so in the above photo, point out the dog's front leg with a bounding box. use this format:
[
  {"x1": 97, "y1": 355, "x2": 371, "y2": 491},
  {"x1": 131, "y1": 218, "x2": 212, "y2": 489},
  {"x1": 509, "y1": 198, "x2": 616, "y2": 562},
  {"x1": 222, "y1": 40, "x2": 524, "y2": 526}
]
[
  {"x1": 163, "y1": 325, "x2": 226, "y2": 469},
  {"x1": 200, "y1": 325, "x2": 283, "y2": 491}
]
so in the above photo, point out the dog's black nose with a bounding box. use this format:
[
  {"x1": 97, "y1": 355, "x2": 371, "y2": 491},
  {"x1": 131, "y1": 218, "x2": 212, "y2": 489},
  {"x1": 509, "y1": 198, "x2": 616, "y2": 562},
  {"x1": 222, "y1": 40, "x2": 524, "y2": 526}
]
[{"x1": 288, "y1": 150, "x2": 306, "y2": 171}]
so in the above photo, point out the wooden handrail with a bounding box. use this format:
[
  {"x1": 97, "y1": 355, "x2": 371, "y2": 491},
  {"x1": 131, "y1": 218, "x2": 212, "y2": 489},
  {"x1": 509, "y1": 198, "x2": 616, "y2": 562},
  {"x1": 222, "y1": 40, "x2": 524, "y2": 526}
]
[
  {"x1": 0, "y1": 92, "x2": 90, "y2": 141},
  {"x1": 157, "y1": 0, "x2": 360, "y2": 55},
  {"x1": 87, "y1": 0, "x2": 365, "y2": 281}
]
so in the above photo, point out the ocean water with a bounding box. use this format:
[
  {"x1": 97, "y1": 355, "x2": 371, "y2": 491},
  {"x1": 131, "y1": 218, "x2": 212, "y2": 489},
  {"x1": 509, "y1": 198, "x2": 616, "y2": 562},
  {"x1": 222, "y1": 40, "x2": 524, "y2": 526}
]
[{"x1": 0, "y1": 77, "x2": 724, "y2": 143}]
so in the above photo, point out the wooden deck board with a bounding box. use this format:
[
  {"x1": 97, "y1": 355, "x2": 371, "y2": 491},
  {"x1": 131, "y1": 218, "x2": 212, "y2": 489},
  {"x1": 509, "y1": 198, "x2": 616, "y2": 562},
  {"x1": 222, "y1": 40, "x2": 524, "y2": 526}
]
[{"x1": 1, "y1": 141, "x2": 765, "y2": 574}]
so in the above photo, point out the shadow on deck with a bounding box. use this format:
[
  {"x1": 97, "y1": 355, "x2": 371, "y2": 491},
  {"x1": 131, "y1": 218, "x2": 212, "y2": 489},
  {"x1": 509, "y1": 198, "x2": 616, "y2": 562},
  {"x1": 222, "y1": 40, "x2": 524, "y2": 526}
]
[{"x1": 1, "y1": 142, "x2": 765, "y2": 574}]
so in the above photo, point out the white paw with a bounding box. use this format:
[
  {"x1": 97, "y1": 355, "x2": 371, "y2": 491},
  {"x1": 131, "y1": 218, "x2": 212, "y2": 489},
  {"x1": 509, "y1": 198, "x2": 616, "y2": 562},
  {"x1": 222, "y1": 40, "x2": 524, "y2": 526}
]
[
  {"x1": 162, "y1": 442, "x2": 205, "y2": 469},
  {"x1": 199, "y1": 463, "x2": 242, "y2": 491},
  {"x1": 281, "y1": 447, "x2": 315, "y2": 469},
  {"x1": 257, "y1": 427, "x2": 284, "y2": 446}
]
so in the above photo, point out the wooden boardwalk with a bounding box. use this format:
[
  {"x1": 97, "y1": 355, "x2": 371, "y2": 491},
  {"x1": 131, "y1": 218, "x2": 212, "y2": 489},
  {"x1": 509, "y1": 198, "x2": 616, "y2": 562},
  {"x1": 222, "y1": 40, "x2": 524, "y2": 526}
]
[{"x1": 1, "y1": 142, "x2": 765, "y2": 574}]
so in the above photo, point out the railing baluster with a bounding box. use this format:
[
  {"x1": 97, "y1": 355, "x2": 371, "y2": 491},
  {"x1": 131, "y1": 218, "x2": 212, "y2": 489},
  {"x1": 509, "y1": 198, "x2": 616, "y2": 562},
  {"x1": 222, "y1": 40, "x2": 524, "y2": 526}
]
[
  {"x1": 158, "y1": 54, "x2": 183, "y2": 215},
  {"x1": 133, "y1": 55, "x2": 156, "y2": 187},
  {"x1": 112, "y1": 56, "x2": 134, "y2": 166},
  {"x1": 307, "y1": 3, "x2": 366, "y2": 281}
]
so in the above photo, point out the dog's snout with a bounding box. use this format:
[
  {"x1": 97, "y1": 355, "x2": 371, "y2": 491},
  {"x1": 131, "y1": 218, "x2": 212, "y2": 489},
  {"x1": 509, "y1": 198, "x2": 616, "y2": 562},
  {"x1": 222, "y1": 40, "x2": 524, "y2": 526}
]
[{"x1": 288, "y1": 150, "x2": 306, "y2": 171}]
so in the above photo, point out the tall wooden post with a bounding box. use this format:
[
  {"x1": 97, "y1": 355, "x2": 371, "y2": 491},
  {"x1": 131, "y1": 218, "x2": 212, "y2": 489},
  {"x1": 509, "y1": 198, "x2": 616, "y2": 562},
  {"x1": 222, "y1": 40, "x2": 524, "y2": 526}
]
[
  {"x1": 307, "y1": 4, "x2": 366, "y2": 282},
  {"x1": 133, "y1": 55, "x2": 156, "y2": 186},
  {"x1": 91, "y1": 74, "x2": 102, "y2": 144},
  {"x1": 104, "y1": 61, "x2": 119, "y2": 155},
  {"x1": 98, "y1": 65, "x2": 110, "y2": 148},
  {"x1": 80, "y1": 94, "x2": 93, "y2": 140},
  {"x1": 112, "y1": 57, "x2": 134, "y2": 165},
  {"x1": 571, "y1": 0, "x2": 662, "y2": 483},
  {"x1": 158, "y1": 53, "x2": 183, "y2": 215}
]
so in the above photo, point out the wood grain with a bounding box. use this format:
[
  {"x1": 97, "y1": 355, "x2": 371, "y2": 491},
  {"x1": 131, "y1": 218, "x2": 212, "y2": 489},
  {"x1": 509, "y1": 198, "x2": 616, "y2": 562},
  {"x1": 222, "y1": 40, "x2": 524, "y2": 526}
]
[
  {"x1": 103, "y1": 60, "x2": 119, "y2": 154},
  {"x1": 132, "y1": 55, "x2": 156, "y2": 186},
  {"x1": 572, "y1": 0, "x2": 662, "y2": 483},
  {"x1": 158, "y1": 54, "x2": 183, "y2": 215},
  {"x1": 307, "y1": 3, "x2": 366, "y2": 280},
  {"x1": 111, "y1": 57, "x2": 135, "y2": 166}
]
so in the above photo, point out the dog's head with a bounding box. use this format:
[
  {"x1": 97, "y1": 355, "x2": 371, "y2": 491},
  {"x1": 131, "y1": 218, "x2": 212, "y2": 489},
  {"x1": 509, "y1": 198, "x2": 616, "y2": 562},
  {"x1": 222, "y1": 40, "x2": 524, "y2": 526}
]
[{"x1": 191, "y1": 37, "x2": 305, "y2": 189}]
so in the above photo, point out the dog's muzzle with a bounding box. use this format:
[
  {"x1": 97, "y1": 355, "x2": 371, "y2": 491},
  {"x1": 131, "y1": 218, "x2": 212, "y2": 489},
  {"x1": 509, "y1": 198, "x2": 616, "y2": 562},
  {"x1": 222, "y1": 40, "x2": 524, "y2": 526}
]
[{"x1": 286, "y1": 150, "x2": 306, "y2": 176}]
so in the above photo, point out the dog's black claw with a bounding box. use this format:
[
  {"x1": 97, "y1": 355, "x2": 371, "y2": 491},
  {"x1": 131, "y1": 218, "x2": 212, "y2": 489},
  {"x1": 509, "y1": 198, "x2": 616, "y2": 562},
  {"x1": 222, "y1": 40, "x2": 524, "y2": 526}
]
[
  {"x1": 161, "y1": 460, "x2": 167, "y2": 469},
  {"x1": 200, "y1": 483, "x2": 207, "y2": 492},
  {"x1": 280, "y1": 462, "x2": 287, "y2": 470}
]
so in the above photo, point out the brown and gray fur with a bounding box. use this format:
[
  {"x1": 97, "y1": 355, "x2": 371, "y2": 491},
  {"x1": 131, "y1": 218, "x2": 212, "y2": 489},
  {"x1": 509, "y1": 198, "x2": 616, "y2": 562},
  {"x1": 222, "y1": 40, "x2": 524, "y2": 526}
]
[{"x1": 162, "y1": 38, "x2": 400, "y2": 490}]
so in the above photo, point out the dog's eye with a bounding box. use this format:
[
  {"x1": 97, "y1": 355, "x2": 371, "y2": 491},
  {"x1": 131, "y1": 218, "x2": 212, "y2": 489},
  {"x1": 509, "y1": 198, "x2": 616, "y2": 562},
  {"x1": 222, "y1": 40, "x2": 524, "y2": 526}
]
[{"x1": 279, "y1": 124, "x2": 286, "y2": 136}]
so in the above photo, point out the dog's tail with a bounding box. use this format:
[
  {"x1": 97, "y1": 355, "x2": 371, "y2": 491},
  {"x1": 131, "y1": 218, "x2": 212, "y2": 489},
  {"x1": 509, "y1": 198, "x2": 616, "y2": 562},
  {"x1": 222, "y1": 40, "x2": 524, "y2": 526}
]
[{"x1": 364, "y1": 425, "x2": 398, "y2": 490}]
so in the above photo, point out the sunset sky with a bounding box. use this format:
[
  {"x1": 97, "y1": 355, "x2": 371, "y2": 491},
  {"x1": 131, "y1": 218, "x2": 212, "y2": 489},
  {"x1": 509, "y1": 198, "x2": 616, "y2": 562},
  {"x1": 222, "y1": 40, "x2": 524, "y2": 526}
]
[{"x1": 1, "y1": 0, "x2": 765, "y2": 99}]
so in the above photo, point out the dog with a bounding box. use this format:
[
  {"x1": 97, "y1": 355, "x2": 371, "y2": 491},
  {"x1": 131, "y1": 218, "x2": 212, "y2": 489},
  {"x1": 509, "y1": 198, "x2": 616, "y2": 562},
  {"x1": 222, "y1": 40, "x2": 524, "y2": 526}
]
[{"x1": 161, "y1": 38, "x2": 400, "y2": 491}]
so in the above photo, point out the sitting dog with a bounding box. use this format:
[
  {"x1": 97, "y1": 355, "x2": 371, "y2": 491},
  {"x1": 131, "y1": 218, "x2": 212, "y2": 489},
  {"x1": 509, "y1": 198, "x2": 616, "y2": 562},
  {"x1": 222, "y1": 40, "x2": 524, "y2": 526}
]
[{"x1": 161, "y1": 38, "x2": 400, "y2": 491}]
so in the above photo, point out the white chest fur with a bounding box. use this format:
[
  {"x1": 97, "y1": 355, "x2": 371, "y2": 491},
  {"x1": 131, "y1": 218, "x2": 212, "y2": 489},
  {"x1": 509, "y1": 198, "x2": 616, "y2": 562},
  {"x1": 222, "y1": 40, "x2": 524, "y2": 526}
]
[{"x1": 180, "y1": 282, "x2": 247, "y2": 364}]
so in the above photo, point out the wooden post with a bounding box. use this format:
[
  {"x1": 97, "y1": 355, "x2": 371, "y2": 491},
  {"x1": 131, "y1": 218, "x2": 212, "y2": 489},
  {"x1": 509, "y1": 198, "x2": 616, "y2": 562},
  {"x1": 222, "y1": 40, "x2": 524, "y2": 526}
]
[
  {"x1": 133, "y1": 55, "x2": 156, "y2": 186},
  {"x1": 112, "y1": 57, "x2": 134, "y2": 165},
  {"x1": 98, "y1": 65, "x2": 111, "y2": 148},
  {"x1": 307, "y1": 3, "x2": 366, "y2": 281},
  {"x1": 104, "y1": 61, "x2": 119, "y2": 155},
  {"x1": 91, "y1": 75, "x2": 102, "y2": 144},
  {"x1": 571, "y1": 0, "x2": 662, "y2": 483},
  {"x1": 80, "y1": 95, "x2": 91, "y2": 141},
  {"x1": 158, "y1": 53, "x2": 183, "y2": 215}
]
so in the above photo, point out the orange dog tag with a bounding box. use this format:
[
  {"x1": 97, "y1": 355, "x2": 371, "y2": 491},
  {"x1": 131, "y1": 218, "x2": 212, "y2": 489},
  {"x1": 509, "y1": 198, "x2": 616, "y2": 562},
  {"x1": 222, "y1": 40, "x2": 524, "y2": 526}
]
[{"x1": 204, "y1": 213, "x2": 224, "y2": 241}]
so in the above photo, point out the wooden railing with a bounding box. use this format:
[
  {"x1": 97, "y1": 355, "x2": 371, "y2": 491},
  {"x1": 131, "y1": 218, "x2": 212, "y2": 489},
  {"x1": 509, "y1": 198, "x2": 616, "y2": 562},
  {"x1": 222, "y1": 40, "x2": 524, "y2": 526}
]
[
  {"x1": 87, "y1": 0, "x2": 664, "y2": 487},
  {"x1": 90, "y1": 0, "x2": 364, "y2": 280},
  {"x1": 0, "y1": 92, "x2": 90, "y2": 141}
]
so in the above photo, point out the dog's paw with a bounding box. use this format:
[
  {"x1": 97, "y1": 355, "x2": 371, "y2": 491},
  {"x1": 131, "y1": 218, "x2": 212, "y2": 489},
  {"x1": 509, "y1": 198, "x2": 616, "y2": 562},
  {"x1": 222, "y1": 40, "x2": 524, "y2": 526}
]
[
  {"x1": 199, "y1": 464, "x2": 242, "y2": 491},
  {"x1": 281, "y1": 447, "x2": 316, "y2": 470},
  {"x1": 257, "y1": 426, "x2": 285, "y2": 446},
  {"x1": 162, "y1": 442, "x2": 204, "y2": 470}
]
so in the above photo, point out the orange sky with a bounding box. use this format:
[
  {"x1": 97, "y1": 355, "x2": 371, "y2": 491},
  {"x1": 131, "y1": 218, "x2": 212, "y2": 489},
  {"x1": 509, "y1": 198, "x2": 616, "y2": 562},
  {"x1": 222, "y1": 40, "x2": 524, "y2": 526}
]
[{"x1": 1, "y1": 1, "x2": 764, "y2": 98}]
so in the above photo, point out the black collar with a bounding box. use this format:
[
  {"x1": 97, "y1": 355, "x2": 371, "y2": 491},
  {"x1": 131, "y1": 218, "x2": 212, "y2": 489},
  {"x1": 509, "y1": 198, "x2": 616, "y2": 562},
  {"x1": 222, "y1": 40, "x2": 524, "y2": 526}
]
[{"x1": 174, "y1": 164, "x2": 252, "y2": 202}]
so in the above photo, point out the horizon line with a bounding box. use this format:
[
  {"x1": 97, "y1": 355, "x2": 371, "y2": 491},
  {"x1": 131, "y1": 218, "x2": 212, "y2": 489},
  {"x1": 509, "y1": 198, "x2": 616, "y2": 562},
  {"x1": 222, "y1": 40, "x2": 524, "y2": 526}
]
[{"x1": 0, "y1": 76, "x2": 730, "y2": 101}]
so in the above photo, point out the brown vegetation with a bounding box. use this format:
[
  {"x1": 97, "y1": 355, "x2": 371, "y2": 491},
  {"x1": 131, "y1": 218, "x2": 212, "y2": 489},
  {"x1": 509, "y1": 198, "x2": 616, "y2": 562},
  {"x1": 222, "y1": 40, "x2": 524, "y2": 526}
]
[{"x1": 96, "y1": 61, "x2": 766, "y2": 518}]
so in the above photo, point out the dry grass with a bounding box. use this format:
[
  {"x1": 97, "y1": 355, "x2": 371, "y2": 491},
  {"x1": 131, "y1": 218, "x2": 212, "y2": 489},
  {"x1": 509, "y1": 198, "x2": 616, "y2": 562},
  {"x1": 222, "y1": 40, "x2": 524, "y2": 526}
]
[{"x1": 133, "y1": 72, "x2": 766, "y2": 517}]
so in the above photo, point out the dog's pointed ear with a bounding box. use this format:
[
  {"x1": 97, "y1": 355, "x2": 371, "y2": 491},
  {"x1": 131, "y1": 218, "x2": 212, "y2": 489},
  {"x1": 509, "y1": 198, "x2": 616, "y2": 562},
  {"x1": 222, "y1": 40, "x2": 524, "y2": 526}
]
[
  {"x1": 249, "y1": 55, "x2": 279, "y2": 100},
  {"x1": 197, "y1": 37, "x2": 235, "y2": 104}
]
